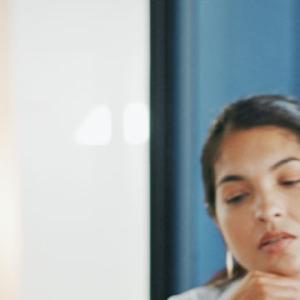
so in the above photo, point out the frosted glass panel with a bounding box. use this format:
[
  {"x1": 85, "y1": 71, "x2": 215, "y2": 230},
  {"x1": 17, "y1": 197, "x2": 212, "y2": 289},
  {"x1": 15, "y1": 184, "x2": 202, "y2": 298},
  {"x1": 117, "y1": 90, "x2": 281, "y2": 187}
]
[{"x1": 11, "y1": 1, "x2": 149, "y2": 299}]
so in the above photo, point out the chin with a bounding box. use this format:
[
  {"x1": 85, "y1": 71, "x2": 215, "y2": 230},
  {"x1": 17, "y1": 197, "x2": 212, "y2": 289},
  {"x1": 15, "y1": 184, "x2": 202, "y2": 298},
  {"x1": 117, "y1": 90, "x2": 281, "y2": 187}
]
[
  {"x1": 270, "y1": 269, "x2": 300, "y2": 279},
  {"x1": 265, "y1": 261, "x2": 300, "y2": 278}
]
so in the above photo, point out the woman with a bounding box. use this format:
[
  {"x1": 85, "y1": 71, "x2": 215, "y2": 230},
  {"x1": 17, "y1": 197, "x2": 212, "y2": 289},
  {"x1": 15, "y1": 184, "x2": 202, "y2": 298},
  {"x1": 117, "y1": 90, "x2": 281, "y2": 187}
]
[{"x1": 169, "y1": 94, "x2": 300, "y2": 299}]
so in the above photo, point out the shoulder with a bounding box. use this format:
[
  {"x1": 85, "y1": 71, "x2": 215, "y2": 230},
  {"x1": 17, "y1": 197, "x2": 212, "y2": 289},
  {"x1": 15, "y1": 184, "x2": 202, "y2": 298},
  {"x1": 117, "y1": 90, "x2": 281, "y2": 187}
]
[
  {"x1": 167, "y1": 279, "x2": 241, "y2": 300},
  {"x1": 167, "y1": 285, "x2": 222, "y2": 300}
]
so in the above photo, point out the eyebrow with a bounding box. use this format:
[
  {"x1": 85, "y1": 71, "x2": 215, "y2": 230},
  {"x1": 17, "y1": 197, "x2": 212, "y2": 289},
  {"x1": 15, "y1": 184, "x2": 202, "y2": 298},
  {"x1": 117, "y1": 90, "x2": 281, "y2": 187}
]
[
  {"x1": 270, "y1": 156, "x2": 300, "y2": 170},
  {"x1": 217, "y1": 175, "x2": 245, "y2": 187},
  {"x1": 217, "y1": 156, "x2": 300, "y2": 188}
]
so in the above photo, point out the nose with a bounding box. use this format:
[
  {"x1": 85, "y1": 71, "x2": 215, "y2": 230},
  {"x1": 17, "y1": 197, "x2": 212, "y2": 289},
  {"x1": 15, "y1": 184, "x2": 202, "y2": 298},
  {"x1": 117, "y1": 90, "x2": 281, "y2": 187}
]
[{"x1": 254, "y1": 192, "x2": 286, "y2": 223}]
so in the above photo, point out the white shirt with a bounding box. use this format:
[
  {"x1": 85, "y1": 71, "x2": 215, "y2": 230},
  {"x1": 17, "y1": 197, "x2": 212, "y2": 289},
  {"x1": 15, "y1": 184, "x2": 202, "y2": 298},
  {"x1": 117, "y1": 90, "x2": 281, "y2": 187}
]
[{"x1": 167, "y1": 279, "x2": 241, "y2": 300}]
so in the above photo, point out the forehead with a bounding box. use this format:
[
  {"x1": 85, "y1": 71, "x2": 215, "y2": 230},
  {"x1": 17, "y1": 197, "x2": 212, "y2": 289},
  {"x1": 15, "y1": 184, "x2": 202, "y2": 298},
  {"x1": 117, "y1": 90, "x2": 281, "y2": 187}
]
[{"x1": 214, "y1": 126, "x2": 300, "y2": 180}]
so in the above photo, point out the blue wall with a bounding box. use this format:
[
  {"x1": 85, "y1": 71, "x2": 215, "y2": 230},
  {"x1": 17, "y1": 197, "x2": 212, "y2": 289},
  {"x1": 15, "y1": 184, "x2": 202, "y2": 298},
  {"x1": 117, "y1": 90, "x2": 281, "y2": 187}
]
[{"x1": 171, "y1": 0, "x2": 300, "y2": 294}]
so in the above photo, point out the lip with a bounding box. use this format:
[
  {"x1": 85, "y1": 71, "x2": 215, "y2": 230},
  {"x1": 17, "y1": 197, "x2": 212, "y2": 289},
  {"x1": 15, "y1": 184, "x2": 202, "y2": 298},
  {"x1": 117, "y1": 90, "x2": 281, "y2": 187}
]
[{"x1": 258, "y1": 231, "x2": 297, "y2": 253}]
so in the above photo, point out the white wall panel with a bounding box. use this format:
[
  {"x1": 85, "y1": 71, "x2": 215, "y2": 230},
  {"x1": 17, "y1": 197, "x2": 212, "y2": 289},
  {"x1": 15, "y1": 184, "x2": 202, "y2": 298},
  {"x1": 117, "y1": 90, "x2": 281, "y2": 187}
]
[{"x1": 10, "y1": 1, "x2": 149, "y2": 299}]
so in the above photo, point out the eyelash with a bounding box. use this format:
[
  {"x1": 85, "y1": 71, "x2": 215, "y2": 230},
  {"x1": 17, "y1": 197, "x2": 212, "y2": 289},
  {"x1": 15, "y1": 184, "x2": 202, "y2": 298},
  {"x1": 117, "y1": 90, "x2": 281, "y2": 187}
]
[
  {"x1": 226, "y1": 193, "x2": 249, "y2": 204},
  {"x1": 281, "y1": 179, "x2": 300, "y2": 186},
  {"x1": 225, "y1": 179, "x2": 300, "y2": 204}
]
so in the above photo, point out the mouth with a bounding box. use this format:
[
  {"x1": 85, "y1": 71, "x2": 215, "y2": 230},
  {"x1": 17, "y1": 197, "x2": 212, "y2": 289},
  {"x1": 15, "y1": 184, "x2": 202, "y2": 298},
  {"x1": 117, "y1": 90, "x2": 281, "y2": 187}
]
[{"x1": 258, "y1": 231, "x2": 297, "y2": 253}]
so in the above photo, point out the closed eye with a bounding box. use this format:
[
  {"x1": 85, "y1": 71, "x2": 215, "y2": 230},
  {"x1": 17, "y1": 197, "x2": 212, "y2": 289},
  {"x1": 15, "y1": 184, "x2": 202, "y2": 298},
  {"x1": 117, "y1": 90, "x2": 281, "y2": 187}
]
[
  {"x1": 225, "y1": 193, "x2": 249, "y2": 204},
  {"x1": 281, "y1": 179, "x2": 300, "y2": 186}
]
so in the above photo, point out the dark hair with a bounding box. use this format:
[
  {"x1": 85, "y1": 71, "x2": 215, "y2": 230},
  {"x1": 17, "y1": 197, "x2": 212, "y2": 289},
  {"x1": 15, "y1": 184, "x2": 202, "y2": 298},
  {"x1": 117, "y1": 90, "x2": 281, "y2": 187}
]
[
  {"x1": 201, "y1": 94, "x2": 300, "y2": 284},
  {"x1": 201, "y1": 94, "x2": 300, "y2": 217}
]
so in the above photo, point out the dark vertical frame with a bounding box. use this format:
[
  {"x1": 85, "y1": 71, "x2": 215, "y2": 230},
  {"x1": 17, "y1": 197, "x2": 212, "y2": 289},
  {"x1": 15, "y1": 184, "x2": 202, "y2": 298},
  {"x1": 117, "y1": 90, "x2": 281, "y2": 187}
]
[{"x1": 150, "y1": 1, "x2": 176, "y2": 299}]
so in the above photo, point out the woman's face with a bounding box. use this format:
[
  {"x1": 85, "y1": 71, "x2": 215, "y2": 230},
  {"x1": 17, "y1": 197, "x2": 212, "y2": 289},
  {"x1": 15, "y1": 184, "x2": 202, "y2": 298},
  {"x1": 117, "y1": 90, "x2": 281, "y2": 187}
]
[{"x1": 215, "y1": 125, "x2": 300, "y2": 278}]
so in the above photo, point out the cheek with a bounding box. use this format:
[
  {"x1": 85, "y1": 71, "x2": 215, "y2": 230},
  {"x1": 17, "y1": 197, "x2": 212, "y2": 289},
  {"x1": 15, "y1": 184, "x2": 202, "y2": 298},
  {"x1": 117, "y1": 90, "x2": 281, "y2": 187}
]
[
  {"x1": 219, "y1": 218, "x2": 255, "y2": 266},
  {"x1": 280, "y1": 189, "x2": 300, "y2": 220},
  {"x1": 219, "y1": 218, "x2": 245, "y2": 244},
  {"x1": 216, "y1": 205, "x2": 253, "y2": 249},
  {"x1": 289, "y1": 195, "x2": 300, "y2": 221},
  {"x1": 216, "y1": 199, "x2": 248, "y2": 229}
]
